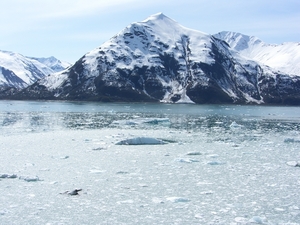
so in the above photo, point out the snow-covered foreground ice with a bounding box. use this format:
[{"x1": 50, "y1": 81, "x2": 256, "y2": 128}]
[{"x1": 0, "y1": 101, "x2": 300, "y2": 224}]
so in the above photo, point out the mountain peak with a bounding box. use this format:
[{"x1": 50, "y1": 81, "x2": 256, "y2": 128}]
[{"x1": 142, "y1": 12, "x2": 177, "y2": 24}]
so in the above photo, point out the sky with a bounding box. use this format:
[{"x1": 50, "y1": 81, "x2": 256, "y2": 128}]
[{"x1": 0, "y1": 0, "x2": 299, "y2": 64}]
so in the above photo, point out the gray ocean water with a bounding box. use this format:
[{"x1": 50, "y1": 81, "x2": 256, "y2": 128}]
[{"x1": 1, "y1": 100, "x2": 300, "y2": 134}]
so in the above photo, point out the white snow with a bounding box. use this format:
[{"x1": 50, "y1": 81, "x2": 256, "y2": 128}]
[
  {"x1": 215, "y1": 31, "x2": 300, "y2": 76},
  {"x1": 0, "y1": 50, "x2": 70, "y2": 88}
]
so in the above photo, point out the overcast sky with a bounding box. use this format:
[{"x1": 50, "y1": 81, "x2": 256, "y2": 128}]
[{"x1": 0, "y1": 0, "x2": 299, "y2": 63}]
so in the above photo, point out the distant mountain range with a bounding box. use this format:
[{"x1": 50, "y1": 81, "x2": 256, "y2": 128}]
[
  {"x1": 0, "y1": 50, "x2": 70, "y2": 91},
  {"x1": 2, "y1": 13, "x2": 300, "y2": 104},
  {"x1": 214, "y1": 31, "x2": 300, "y2": 76}
]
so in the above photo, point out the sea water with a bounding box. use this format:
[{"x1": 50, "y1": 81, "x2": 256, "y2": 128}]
[{"x1": 0, "y1": 100, "x2": 300, "y2": 224}]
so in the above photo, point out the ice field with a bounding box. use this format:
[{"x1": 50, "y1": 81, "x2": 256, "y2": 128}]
[{"x1": 0, "y1": 101, "x2": 300, "y2": 224}]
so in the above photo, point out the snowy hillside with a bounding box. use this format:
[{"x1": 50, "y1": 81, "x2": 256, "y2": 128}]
[
  {"x1": 214, "y1": 31, "x2": 300, "y2": 76},
  {"x1": 0, "y1": 50, "x2": 70, "y2": 89},
  {"x1": 30, "y1": 56, "x2": 70, "y2": 73},
  {"x1": 9, "y1": 13, "x2": 300, "y2": 104}
]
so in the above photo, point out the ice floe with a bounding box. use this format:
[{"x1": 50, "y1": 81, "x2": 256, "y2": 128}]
[
  {"x1": 116, "y1": 137, "x2": 167, "y2": 145},
  {"x1": 19, "y1": 176, "x2": 42, "y2": 182},
  {"x1": 175, "y1": 158, "x2": 200, "y2": 163},
  {"x1": 186, "y1": 151, "x2": 202, "y2": 156},
  {"x1": 207, "y1": 161, "x2": 225, "y2": 165},
  {"x1": 0, "y1": 173, "x2": 17, "y2": 179},
  {"x1": 284, "y1": 138, "x2": 300, "y2": 143},
  {"x1": 248, "y1": 216, "x2": 268, "y2": 224},
  {"x1": 60, "y1": 189, "x2": 82, "y2": 196},
  {"x1": 166, "y1": 197, "x2": 190, "y2": 203},
  {"x1": 286, "y1": 161, "x2": 300, "y2": 167}
]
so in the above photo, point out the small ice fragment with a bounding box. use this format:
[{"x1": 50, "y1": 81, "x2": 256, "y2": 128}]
[
  {"x1": 89, "y1": 169, "x2": 105, "y2": 174},
  {"x1": 152, "y1": 197, "x2": 164, "y2": 204},
  {"x1": 248, "y1": 216, "x2": 267, "y2": 224},
  {"x1": 60, "y1": 189, "x2": 82, "y2": 196},
  {"x1": 0, "y1": 174, "x2": 17, "y2": 179},
  {"x1": 21, "y1": 176, "x2": 41, "y2": 182},
  {"x1": 207, "y1": 161, "x2": 225, "y2": 165},
  {"x1": 68, "y1": 189, "x2": 82, "y2": 196},
  {"x1": 206, "y1": 154, "x2": 219, "y2": 158},
  {"x1": 186, "y1": 152, "x2": 202, "y2": 156},
  {"x1": 230, "y1": 121, "x2": 243, "y2": 129},
  {"x1": 274, "y1": 207, "x2": 285, "y2": 212},
  {"x1": 117, "y1": 199, "x2": 134, "y2": 204},
  {"x1": 284, "y1": 138, "x2": 300, "y2": 143},
  {"x1": 200, "y1": 190, "x2": 214, "y2": 195},
  {"x1": 175, "y1": 158, "x2": 199, "y2": 163},
  {"x1": 166, "y1": 197, "x2": 190, "y2": 203},
  {"x1": 116, "y1": 171, "x2": 129, "y2": 174},
  {"x1": 234, "y1": 217, "x2": 248, "y2": 223},
  {"x1": 92, "y1": 147, "x2": 107, "y2": 151}
]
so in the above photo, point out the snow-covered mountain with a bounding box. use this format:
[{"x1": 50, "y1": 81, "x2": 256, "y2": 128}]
[
  {"x1": 29, "y1": 56, "x2": 70, "y2": 73},
  {"x1": 214, "y1": 31, "x2": 300, "y2": 76},
  {"x1": 0, "y1": 50, "x2": 70, "y2": 89},
  {"x1": 12, "y1": 13, "x2": 300, "y2": 104}
]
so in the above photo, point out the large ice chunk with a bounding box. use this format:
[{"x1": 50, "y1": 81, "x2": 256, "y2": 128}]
[{"x1": 116, "y1": 137, "x2": 167, "y2": 145}]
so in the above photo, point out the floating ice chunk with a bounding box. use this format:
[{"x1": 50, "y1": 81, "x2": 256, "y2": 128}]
[
  {"x1": 230, "y1": 121, "x2": 243, "y2": 129},
  {"x1": 20, "y1": 176, "x2": 41, "y2": 182},
  {"x1": 186, "y1": 152, "x2": 202, "y2": 156},
  {"x1": 286, "y1": 161, "x2": 300, "y2": 167},
  {"x1": 206, "y1": 154, "x2": 219, "y2": 158},
  {"x1": 207, "y1": 161, "x2": 225, "y2": 165},
  {"x1": 142, "y1": 118, "x2": 170, "y2": 125},
  {"x1": 166, "y1": 197, "x2": 190, "y2": 203},
  {"x1": 0, "y1": 173, "x2": 17, "y2": 179},
  {"x1": 152, "y1": 197, "x2": 164, "y2": 204},
  {"x1": 89, "y1": 169, "x2": 106, "y2": 174},
  {"x1": 0, "y1": 209, "x2": 9, "y2": 215},
  {"x1": 116, "y1": 137, "x2": 166, "y2": 145},
  {"x1": 67, "y1": 189, "x2": 82, "y2": 196},
  {"x1": 200, "y1": 190, "x2": 214, "y2": 195},
  {"x1": 60, "y1": 189, "x2": 82, "y2": 196},
  {"x1": 284, "y1": 138, "x2": 300, "y2": 143},
  {"x1": 116, "y1": 171, "x2": 129, "y2": 174},
  {"x1": 117, "y1": 199, "x2": 134, "y2": 204},
  {"x1": 175, "y1": 158, "x2": 199, "y2": 163},
  {"x1": 112, "y1": 118, "x2": 170, "y2": 126},
  {"x1": 248, "y1": 216, "x2": 267, "y2": 224},
  {"x1": 234, "y1": 217, "x2": 248, "y2": 223},
  {"x1": 274, "y1": 207, "x2": 285, "y2": 212},
  {"x1": 92, "y1": 147, "x2": 107, "y2": 151}
]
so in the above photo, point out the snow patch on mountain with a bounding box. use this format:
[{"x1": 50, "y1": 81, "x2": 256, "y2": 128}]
[{"x1": 214, "y1": 31, "x2": 300, "y2": 76}]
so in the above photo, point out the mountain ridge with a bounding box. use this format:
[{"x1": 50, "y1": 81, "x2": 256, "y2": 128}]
[
  {"x1": 3, "y1": 13, "x2": 300, "y2": 104},
  {"x1": 0, "y1": 50, "x2": 70, "y2": 89},
  {"x1": 214, "y1": 31, "x2": 300, "y2": 76}
]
